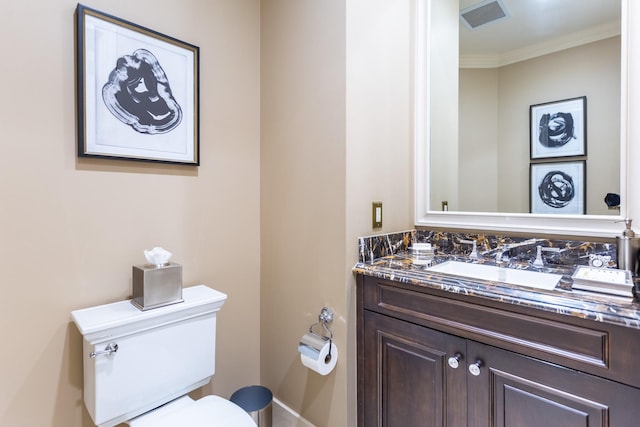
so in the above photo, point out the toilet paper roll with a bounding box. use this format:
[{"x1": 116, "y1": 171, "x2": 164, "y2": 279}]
[{"x1": 299, "y1": 339, "x2": 338, "y2": 376}]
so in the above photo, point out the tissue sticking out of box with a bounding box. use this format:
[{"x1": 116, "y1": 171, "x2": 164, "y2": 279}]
[{"x1": 144, "y1": 246, "x2": 172, "y2": 267}]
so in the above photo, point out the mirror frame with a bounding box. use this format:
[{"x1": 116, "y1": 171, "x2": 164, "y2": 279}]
[{"x1": 414, "y1": 0, "x2": 633, "y2": 237}]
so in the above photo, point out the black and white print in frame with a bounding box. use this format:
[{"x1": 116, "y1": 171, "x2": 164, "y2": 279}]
[
  {"x1": 530, "y1": 96, "x2": 586, "y2": 160},
  {"x1": 76, "y1": 4, "x2": 200, "y2": 165},
  {"x1": 530, "y1": 160, "x2": 586, "y2": 215}
]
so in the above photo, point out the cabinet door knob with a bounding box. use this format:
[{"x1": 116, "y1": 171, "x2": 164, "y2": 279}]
[
  {"x1": 447, "y1": 352, "x2": 463, "y2": 369},
  {"x1": 468, "y1": 359, "x2": 483, "y2": 376}
]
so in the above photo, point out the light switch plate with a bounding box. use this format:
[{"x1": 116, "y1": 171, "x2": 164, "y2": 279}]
[{"x1": 372, "y1": 202, "x2": 382, "y2": 228}]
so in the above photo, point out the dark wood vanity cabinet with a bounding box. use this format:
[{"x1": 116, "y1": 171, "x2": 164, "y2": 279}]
[
  {"x1": 357, "y1": 274, "x2": 640, "y2": 427},
  {"x1": 362, "y1": 310, "x2": 467, "y2": 426},
  {"x1": 465, "y1": 340, "x2": 640, "y2": 427}
]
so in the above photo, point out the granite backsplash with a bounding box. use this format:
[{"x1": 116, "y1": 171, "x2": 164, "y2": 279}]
[{"x1": 358, "y1": 229, "x2": 617, "y2": 268}]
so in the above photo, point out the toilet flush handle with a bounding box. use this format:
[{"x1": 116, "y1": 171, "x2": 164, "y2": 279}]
[{"x1": 90, "y1": 342, "x2": 119, "y2": 358}]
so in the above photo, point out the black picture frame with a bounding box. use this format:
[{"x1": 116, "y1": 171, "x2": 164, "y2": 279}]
[
  {"x1": 76, "y1": 4, "x2": 200, "y2": 165},
  {"x1": 530, "y1": 160, "x2": 586, "y2": 215},
  {"x1": 530, "y1": 96, "x2": 586, "y2": 160}
]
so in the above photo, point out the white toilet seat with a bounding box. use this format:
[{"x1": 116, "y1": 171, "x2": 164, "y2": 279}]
[{"x1": 127, "y1": 395, "x2": 256, "y2": 427}]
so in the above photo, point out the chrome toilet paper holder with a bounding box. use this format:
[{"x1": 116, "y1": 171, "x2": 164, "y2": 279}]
[
  {"x1": 308, "y1": 307, "x2": 334, "y2": 361},
  {"x1": 309, "y1": 307, "x2": 333, "y2": 339}
]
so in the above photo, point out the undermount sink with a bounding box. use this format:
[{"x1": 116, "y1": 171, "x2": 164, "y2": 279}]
[{"x1": 427, "y1": 261, "x2": 562, "y2": 290}]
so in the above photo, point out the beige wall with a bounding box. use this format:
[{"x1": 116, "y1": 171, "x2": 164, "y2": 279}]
[
  {"x1": 261, "y1": 0, "x2": 413, "y2": 425},
  {"x1": 429, "y1": 0, "x2": 460, "y2": 211},
  {"x1": 260, "y1": 0, "x2": 347, "y2": 424},
  {"x1": 260, "y1": 0, "x2": 348, "y2": 425},
  {"x1": 459, "y1": 68, "x2": 499, "y2": 212},
  {"x1": 345, "y1": 0, "x2": 414, "y2": 425},
  {"x1": 0, "y1": 1, "x2": 261, "y2": 426}
]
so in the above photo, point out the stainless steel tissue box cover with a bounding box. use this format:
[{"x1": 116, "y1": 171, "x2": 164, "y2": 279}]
[{"x1": 132, "y1": 262, "x2": 183, "y2": 310}]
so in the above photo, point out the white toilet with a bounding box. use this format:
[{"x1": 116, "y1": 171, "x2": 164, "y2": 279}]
[{"x1": 71, "y1": 285, "x2": 256, "y2": 427}]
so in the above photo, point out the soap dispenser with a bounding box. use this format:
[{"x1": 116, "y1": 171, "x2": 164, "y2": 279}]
[{"x1": 616, "y1": 219, "x2": 640, "y2": 275}]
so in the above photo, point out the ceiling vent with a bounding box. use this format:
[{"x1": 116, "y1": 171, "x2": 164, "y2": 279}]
[{"x1": 460, "y1": 0, "x2": 510, "y2": 30}]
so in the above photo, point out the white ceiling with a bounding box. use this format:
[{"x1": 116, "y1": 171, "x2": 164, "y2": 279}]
[{"x1": 459, "y1": 0, "x2": 621, "y2": 67}]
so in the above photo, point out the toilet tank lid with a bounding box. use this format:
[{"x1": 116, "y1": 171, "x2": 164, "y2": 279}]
[{"x1": 71, "y1": 285, "x2": 227, "y2": 339}]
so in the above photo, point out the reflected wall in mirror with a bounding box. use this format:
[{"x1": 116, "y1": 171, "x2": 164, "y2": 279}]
[{"x1": 428, "y1": 0, "x2": 621, "y2": 216}]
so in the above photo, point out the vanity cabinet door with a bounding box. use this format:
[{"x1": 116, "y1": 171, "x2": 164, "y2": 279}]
[
  {"x1": 466, "y1": 340, "x2": 640, "y2": 427},
  {"x1": 361, "y1": 311, "x2": 467, "y2": 427}
]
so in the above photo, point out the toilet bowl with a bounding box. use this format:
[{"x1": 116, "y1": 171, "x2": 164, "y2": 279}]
[
  {"x1": 71, "y1": 285, "x2": 255, "y2": 427},
  {"x1": 127, "y1": 395, "x2": 255, "y2": 426}
]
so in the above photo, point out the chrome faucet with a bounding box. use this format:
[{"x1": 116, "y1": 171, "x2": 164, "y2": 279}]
[{"x1": 483, "y1": 238, "x2": 542, "y2": 264}]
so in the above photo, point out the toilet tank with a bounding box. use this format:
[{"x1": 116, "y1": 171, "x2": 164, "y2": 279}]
[{"x1": 71, "y1": 285, "x2": 227, "y2": 427}]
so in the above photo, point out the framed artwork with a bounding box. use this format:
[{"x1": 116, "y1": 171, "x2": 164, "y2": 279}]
[
  {"x1": 530, "y1": 96, "x2": 586, "y2": 160},
  {"x1": 76, "y1": 4, "x2": 200, "y2": 165},
  {"x1": 530, "y1": 161, "x2": 585, "y2": 214}
]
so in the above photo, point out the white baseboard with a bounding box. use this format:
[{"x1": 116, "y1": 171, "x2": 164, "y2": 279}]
[{"x1": 272, "y1": 397, "x2": 315, "y2": 427}]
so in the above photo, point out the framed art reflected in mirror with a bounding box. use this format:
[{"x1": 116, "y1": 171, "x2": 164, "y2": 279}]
[
  {"x1": 530, "y1": 96, "x2": 586, "y2": 160},
  {"x1": 530, "y1": 160, "x2": 586, "y2": 215}
]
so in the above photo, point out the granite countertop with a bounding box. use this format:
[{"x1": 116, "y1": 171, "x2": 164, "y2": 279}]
[{"x1": 354, "y1": 254, "x2": 640, "y2": 330}]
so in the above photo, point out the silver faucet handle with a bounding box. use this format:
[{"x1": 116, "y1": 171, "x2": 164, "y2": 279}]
[
  {"x1": 533, "y1": 245, "x2": 561, "y2": 267},
  {"x1": 495, "y1": 244, "x2": 511, "y2": 264},
  {"x1": 533, "y1": 245, "x2": 545, "y2": 267},
  {"x1": 459, "y1": 239, "x2": 478, "y2": 259}
]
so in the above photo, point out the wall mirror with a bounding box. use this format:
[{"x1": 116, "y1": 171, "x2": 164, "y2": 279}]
[{"x1": 415, "y1": 0, "x2": 629, "y2": 236}]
